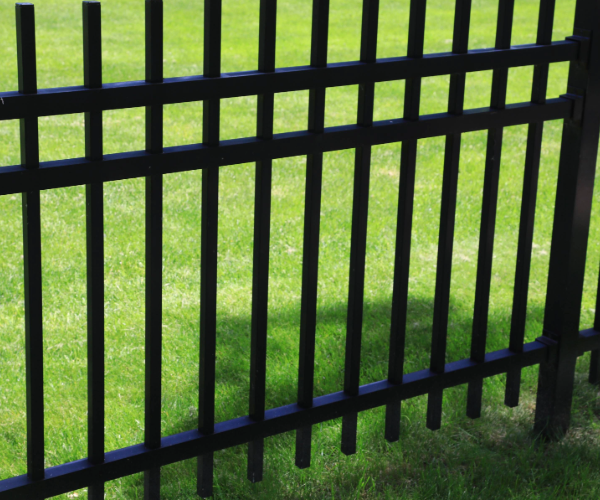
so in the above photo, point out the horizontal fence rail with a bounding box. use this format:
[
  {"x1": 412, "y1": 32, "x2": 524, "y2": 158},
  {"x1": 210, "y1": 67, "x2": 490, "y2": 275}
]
[
  {"x1": 0, "y1": 100, "x2": 576, "y2": 195},
  {"x1": 0, "y1": 41, "x2": 582, "y2": 121},
  {"x1": 1, "y1": 0, "x2": 600, "y2": 498},
  {"x1": 1, "y1": 333, "x2": 599, "y2": 500}
]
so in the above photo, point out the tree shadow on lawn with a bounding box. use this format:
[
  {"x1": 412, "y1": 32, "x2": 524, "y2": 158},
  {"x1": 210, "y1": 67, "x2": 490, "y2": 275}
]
[{"x1": 147, "y1": 294, "x2": 600, "y2": 499}]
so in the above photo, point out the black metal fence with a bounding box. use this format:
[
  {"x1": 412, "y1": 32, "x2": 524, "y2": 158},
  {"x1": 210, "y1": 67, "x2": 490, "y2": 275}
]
[{"x1": 1, "y1": 0, "x2": 600, "y2": 498}]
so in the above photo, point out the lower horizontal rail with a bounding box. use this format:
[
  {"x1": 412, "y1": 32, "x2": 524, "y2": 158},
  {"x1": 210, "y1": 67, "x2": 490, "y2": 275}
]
[
  {"x1": 0, "y1": 98, "x2": 572, "y2": 197},
  {"x1": 2, "y1": 330, "x2": 598, "y2": 499}
]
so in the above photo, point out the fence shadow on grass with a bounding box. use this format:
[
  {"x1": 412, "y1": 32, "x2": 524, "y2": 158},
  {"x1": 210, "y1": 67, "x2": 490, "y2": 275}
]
[
  {"x1": 163, "y1": 294, "x2": 550, "y2": 434},
  {"x1": 147, "y1": 296, "x2": 599, "y2": 499}
]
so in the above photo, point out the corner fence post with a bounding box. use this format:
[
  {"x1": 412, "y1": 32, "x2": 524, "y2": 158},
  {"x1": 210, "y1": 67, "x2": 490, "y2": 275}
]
[{"x1": 533, "y1": 0, "x2": 600, "y2": 439}]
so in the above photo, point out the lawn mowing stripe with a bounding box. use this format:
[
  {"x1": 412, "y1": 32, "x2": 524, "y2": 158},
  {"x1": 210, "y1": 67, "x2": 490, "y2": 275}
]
[
  {"x1": 341, "y1": 0, "x2": 379, "y2": 457},
  {"x1": 427, "y1": 0, "x2": 471, "y2": 432},
  {"x1": 144, "y1": 1, "x2": 164, "y2": 498},
  {"x1": 248, "y1": 0, "x2": 277, "y2": 483},
  {"x1": 296, "y1": 0, "x2": 329, "y2": 470},
  {"x1": 505, "y1": 0, "x2": 556, "y2": 408},
  {"x1": 82, "y1": 3, "x2": 105, "y2": 499},
  {"x1": 16, "y1": 3, "x2": 44, "y2": 488},
  {"x1": 466, "y1": 0, "x2": 515, "y2": 420},
  {"x1": 198, "y1": 0, "x2": 222, "y2": 496},
  {"x1": 0, "y1": 42, "x2": 579, "y2": 121}
]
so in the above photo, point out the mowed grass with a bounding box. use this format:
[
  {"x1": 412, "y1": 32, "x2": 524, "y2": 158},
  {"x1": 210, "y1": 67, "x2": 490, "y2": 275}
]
[{"x1": 1, "y1": 0, "x2": 600, "y2": 498}]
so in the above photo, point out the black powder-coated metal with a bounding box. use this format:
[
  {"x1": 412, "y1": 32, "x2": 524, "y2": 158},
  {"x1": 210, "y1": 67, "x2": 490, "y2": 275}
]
[
  {"x1": 427, "y1": 0, "x2": 471, "y2": 431},
  {"x1": 296, "y1": 0, "x2": 329, "y2": 469},
  {"x1": 505, "y1": 0, "x2": 556, "y2": 409},
  {"x1": 248, "y1": 0, "x2": 277, "y2": 483},
  {"x1": 144, "y1": 1, "x2": 164, "y2": 498},
  {"x1": 2, "y1": 0, "x2": 600, "y2": 498},
  {"x1": 198, "y1": 0, "x2": 222, "y2": 495},
  {"x1": 342, "y1": 0, "x2": 379, "y2": 456},
  {"x1": 533, "y1": 0, "x2": 600, "y2": 438},
  {"x1": 83, "y1": 3, "x2": 105, "y2": 500},
  {"x1": 17, "y1": 4, "x2": 44, "y2": 490},
  {"x1": 0, "y1": 41, "x2": 580, "y2": 122},
  {"x1": 386, "y1": 0, "x2": 430, "y2": 442},
  {"x1": 466, "y1": 0, "x2": 515, "y2": 420},
  {"x1": 0, "y1": 99, "x2": 573, "y2": 198},
  {"x1": 3, "y1": 333, "x2": 600, "y2": 500}
]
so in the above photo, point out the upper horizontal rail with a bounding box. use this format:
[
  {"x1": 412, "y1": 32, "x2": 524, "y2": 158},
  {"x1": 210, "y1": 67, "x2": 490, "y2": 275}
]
[
  {"x1": 2, "y1": 329, "x2": 598, "y2": 500},
  {"x1": 0, "y1": 98, "x2": 572, "y2": 196},
  {"x1": 0, "y1": 41, "x2": 578, "y2": 121}
]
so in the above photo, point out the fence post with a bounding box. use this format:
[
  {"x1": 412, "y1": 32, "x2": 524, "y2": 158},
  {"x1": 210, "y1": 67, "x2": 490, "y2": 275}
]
[{"x1": 533, "y1": 0, "x2": 600, "y2": 439}]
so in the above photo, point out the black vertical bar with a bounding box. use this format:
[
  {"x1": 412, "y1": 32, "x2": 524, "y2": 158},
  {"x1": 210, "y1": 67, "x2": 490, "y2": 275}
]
[
  {"x1": 341, "y1": 0, "x2": 379, "y2": 457},
  {"x1": 427, "y1": 0, "x2": 469, "y2": 432},
  {"x1": 198, "y1": 0, "x2": 221, "y2": 496},
  {"x1": 145, "y1": 0, "x2": 164, "y2": 154},
  {"x1": 465, "y1": 0, "x2": 514, "y2": 420},
  {"x1": 248, "y1": 0, "x2": 276, "y2": 483},
  {"x1": 505, "y1": 0, "x2": 556, "y2": 408},
  {"x1": 83, "y1": 1, "x2": 102, "y2": 163},
  {"x1": 17, "y1": 3, "x2": 39, "y2": 168},
  {"x1": 534, "y1": 0, "x2": 600, "y2": 438},
  {"x1": 83, "y1": 3, "x2": 105, "y2": 500},
  {"x1": 589, "y1": 36, "x2": 600, "y2": 389},
  {"x1": 385, "y1": 0, "x2": 431, "y2": 442},
  {"x1": 383, "y1": 138, "x2": 416, "y2": 441},
  {"x1": 17, "y1": 3, "x2": 44, "y2": 487},
  {"x1": 295, "y1": 0, "x2": 329, "y2": 470},
  {"x1": 144, "y1": 1, "x2": 163, "y2": 499}
]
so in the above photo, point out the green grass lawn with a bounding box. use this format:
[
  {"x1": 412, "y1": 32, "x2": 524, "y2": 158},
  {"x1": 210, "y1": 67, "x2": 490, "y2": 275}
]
[{"x1": 1, "y1": 0, "x2": 600, "y2": 498}]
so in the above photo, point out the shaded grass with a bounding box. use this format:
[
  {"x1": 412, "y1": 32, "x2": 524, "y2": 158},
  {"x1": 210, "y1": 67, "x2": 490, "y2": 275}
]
[{"x1": 1, "y1": 0, "x2": 600, "y2": 498}]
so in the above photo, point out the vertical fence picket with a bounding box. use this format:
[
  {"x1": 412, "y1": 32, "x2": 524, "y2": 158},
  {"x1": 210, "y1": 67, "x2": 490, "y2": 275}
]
[
  {"x1": 385, "y1": 0, "x2": 428, "y2": 440},
  {"x1": 295, "y1": 0, "x2": 329, "y2": 469},
  {"x1": 1, "y1": 0, "x2": 599, "y2": 497},
  {"x1": 83, "y1": 2, "x2": 105, "y2": 499},
  {"x1": 198, "y1": 0, "x2": 222, "y2": 496},
  {"x1": 341, "y1": 0, "x2": 379, "y2": 456},
  {"x1": 248, "y1": 0, "x2": 277, "y2": 484},
  {"x1": 466, "y1": 0, "x2": 515, "y2": 420},
  {"x1": 16, "y1": 3, "x2": 44, "y2": 489},
  {"x1": 534, "y1": 0, "x2": 600, "y2": 438},
  {"x1": 427, "y1": 0, "x2": 470, "y2": 431},
  {"x1": 505, "y1": 0, "x2": 556, "y2": 408},
  {"x1": 144, "y1": 1, "x2": 164, "y2": 498}
]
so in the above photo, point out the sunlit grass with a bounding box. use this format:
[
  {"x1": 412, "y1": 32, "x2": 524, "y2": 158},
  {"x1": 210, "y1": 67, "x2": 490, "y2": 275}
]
[{"x1": 1, "y1": 0, "x2": 600, "y2": 499}]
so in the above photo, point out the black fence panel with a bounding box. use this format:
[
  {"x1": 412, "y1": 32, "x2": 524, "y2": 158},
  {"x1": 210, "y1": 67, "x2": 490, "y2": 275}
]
[{"x1": 1, "y1": 0, "x2": 600, "y2": 498}]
